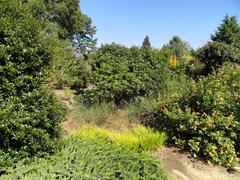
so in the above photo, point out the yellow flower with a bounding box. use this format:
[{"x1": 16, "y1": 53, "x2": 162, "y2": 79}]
[{"x1": 170, "y1": 54, "x2": 177, "y2": 68}]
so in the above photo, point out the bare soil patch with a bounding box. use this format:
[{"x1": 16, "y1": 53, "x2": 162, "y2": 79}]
[{"x1": 156, "y1": 147, "x2": 240, "y2": 180}]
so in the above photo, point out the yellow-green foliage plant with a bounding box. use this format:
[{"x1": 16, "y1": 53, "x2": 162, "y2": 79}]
[
  {"x1": 2, "y1": 133, "x2": 168, "y2": 179},
  {"x1": 76, "y1": 125, "x2": 166, "y2": 152}
]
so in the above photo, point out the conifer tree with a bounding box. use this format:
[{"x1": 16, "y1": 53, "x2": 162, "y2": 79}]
[
  {"x1": 24, "y1": 0, "x2": 96, "y2": 54},
  {"x1": 211, "y1": 15, "x2": 240, "y2": 47},
  {"x1": 142, "y1": 35, "x2": 151, "y2": 49}
]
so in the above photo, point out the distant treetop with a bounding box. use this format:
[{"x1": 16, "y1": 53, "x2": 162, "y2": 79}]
[
  {"x1": 211, "y1": 15, "x2": 240, "y2": 47},
  {"x1": 142, "y1": 35, "x2": 151, "y2": 49}
]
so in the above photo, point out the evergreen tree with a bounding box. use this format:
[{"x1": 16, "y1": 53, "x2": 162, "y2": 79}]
[
  {"x1": 211, "y1": 15, "x2": 240, "y2": 47},
  {"x1": 142, "y1": 35, "x2": 151, "y2": 49},
  {"x1": 169, "y1": 36, "x2": 191, "y2": 62},
  {"x1": 24, "y1": 0, "x2": 96, "y2": 55}
]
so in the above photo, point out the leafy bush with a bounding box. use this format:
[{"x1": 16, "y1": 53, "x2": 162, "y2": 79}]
[
  {"x1": 0, "y1": 88, "x2": 66, "y2": 162},
  {"x1": 0, "y1": 0, "x2": 67, "y2": 167},
  {"x1": 80, "y1": 43, "x2": 172, "y2": 105},
  {"x1": 77, "y1": 125, "x2": 166, "y2": 152},
  {"x1": 148, "y1": 63, "x2": 240, "y2": 167},
  {"x1": 0, "y1": 0, "x2": 51, "y2": 98},
  {"x1": 2, "y1": 131, "x2": 168, "y2": 179},
  {"x1": 197, "y1": 41, "x2": 240, "y2": 75},
  {"x1": 125, "y1": 72, "x2": 190, "y2": 120},
  {"x1": 48, "y1": 38, "x2": 92, "y2": 89},
  {"x1": 73, "y1": 103, "x2": 113, "y2": 125}
]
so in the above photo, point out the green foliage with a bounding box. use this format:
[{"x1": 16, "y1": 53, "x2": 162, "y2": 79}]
[
  {"x1": 142, "y1": 35, "x2": 151, "y2": 49},
  {"x1": 197, "y1": 15, "x2": 240, "y2": 75},
  {"x1": 197, "y1": 41, "x2": 240, "y2": 74},
  {"x1": 0, "y1": 88, "x2": 66, "y2": 163},
  {"x1": 77, "y1": 125, "x2": 166, "y2": 152},
  {"x1": 81, "y1": 43, "x2": 171, "y2": 105},
  {"x1": 24, "y1": 0, "x2": 97, "y2": 54},
  {"x1": 168, "y1": 36, "x2": 192, "y2": 62},
  {"x1": 2, "y1": 131, "x2": 168, "y2": 179},
  {"x1": 0, "y1": 0, "x2": 51, "y2": 98},
  {"x1": 148, "y1": 63, "x2": 240, "y2": 167},
  {"x1": 48, "y1": 38, "x2": 92, "y2": 89},
  {"x1": 73, "y1": 103, "x2": 112, "y2": 125},
  {"x1": 125, "y1": 72, "x2": 190, "y2": 120},
  {"x1": 0, "y1": 0, "x2": 67, "y2": 168},
  {"x1": 211, "y1": 15, "x2": 240, "y2": 47}
]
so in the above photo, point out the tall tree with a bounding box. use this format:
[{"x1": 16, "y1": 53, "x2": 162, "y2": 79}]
[
  {"x1": 24, "y1": 0, "x2": 97, "y2": 55},
  {"x1": 142, "y1": 35, "x2": 151, "y2": 49},
  {"x1": 211, "y1": 15, "x2": 240, "y2": 47},
  {"x1": 169, "y1": 36, "x2": 191, "y2": 62}
]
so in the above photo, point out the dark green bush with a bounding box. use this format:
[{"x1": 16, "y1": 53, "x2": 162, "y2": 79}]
[
  {"x1": 81, "y1": 43, "x2": 171, "y2": 105},
  {"x1": 148, "y1": 63, "x2": 240, "y2": 167},
  {"x1": 0, "y1": 88, "x2": 66, "y2": 161},
  {"x1": 0, "y1": 0, "x2": 67, "y2": 167},
  {"x1": 0, "y1": 0, "x2": 52, "y2": 98},
  {"x1": 197, "y1": 41, "x2": 240, "y2": 75},
  {"x1": 2, "y1": 133, "x2": 168, "y2": 179}
]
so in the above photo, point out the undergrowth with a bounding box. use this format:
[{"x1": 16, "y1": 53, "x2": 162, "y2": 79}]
[
  {"x1": 77, "y1": 125, "x2": 166, "y2": 152},
  {"x1": 2, "y1": 130, "x2": 168, "y2": 179},
  {"x1": 73, "y1": 103, "x2": 113, "y2": 125}
]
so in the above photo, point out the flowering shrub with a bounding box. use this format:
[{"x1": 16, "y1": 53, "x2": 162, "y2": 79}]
[{"x1": 148, "y1": 63, "x2": 240, "y2": 167}]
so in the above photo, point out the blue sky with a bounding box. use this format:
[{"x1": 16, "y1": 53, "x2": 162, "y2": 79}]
[{"x1": 81, "y1": 0, "x2": 240, "y2": 49}]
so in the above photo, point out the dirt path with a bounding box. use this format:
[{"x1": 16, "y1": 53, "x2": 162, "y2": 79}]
[
  {"x1": 54, "y1": 89, "x2": 81, "y2": 134},
  {"x1": 156, "y1": 147, "x2": 240, "y2": 180}
]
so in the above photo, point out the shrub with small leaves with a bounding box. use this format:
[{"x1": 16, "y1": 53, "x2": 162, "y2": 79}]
[
  {"x1": 80, "y1": 43, "x2": 172, "y2": 105},
  {"x1": 0, "y1": 88, "x2": 66, "y2": 162},
  {"x1": 0, "y1": 0, "x2": 67, "y2": 168},
  {"x1": 2, "y1": 131, "x2": 168, "y2": 179},
  {"x1": 148, "y1": 63, "x2": 240, "y2": 167}
]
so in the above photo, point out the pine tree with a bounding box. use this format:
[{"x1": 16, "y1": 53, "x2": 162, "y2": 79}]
[
  {"x1": 211, "y1": 15, "x2": 240, "y2": 46},
  {"x1": 142, "y1": 35, "x2": 151, "y2": 49},
  {"x1": 24, "y1": 0, "x2": 97, "y2": 55}
]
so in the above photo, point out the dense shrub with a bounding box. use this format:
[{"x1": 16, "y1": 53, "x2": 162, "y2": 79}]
[
  {"x1": 125, "y1": 72, "x2": 190, "y2": 120},
  {"x1": 148, "y1": 63, "x2": 240, "y2": 167},
  {"x1": 197, "y1": 41, "x2": 240, "y2": 75},
  {"x1": 0, "y1": 0, "x2": 51, "y2": 98},
  {"x1": 0, "y1": 88, "x2": 66, "y2": 161},
  {"x1": 0, "y1": 0, "x2": 67, "y2": 167},
  {"x1": 81, "y1": 43, "x2": 172, "y2": 105},
  {"x1": 2, "y1": 131, "x2": 168, "y2": 179}
]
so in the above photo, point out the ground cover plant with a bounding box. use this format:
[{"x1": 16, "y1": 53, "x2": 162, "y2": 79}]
[
  {"x1": 2, "y1": 130, "x2": 168, "y2": 179},
  {"x1": 76, "y1": 125, "x2": 166, "y2": 152}
]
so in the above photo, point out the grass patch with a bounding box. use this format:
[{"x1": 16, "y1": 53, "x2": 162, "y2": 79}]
[
  {"x1": 2, "y1": 131, "x2": 168, "y2": 179},
  {"x1": 124, "y1": 74, "x2": 190, "y2": 120},
  {"x1": 73, "y1": 103, "x2": 112, "y2": 125},
  {"x1": 77, "y1": 125, "x2": 166, "y2": 152}
]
